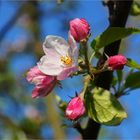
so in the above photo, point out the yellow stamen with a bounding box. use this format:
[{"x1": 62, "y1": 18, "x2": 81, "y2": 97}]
[{"x1": 61, "y1": 55, "x2": 72, "y2": 65}]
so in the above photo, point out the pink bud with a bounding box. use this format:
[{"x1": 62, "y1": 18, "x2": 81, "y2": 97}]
[
  {"x1": 70, "y1": 18, "x2": 90, "y2": 42},
  {"x1": 107, "y1": 54, "x2": 127, "y2": 70},
  {"x1": 26, "y1": 66, "x2": 57, "y2": 98},
  {"x1": 26, "y1": 66, "x2": 47, "y2": 85},
  {"x1": 66, "y1": 97, "x2": 85, "y2": 120},
  {"x1": 31, "y1": 77, "x2": 56, "y2": 98}
]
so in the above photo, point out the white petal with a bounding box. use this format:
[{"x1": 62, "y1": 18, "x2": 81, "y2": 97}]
[
  {"x1": 73, "y1": 48, "x2": 79, "y2": 65},
  {"x1": 66, "y1": 110, "x2": 73, "y2": 115},
  {"x1": 43, "y1": 35, "x2": 69, "y2": 56},
  {"x1": 37, "y1": 55, "x2": 63, "y2": 76},
  {"x1": 68, "y1": 32, "x2": 79, "y2": 65},
  {"x1": 68, "y1": 31, "x2": 77, "y2": 50}
]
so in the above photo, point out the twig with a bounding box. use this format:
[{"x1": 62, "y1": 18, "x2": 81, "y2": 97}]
[{"x1": 73, "y1": 121, "x2": 84, "y2": 135}]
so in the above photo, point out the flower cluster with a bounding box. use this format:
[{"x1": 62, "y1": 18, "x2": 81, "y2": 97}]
[{"x1": 26, "y1": 18, "x2": 127, "y2": 121}]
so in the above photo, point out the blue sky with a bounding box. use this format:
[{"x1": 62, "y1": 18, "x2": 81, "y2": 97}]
[{"x1": 1, "y1": 1, "x2": 140, "y2": 139}]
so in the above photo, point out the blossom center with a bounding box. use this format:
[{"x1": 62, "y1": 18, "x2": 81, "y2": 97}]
[{"x1": 61, "y1": 55, "x2": 72, "y2": 65}]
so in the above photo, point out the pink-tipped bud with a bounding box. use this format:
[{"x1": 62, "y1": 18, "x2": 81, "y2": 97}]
[
  {"x1": 26, "y1": 66, "x2": 57, "y2": 98},
  {"x1": 107, "y1": 54, "x2": 127, "y2": 70},
  {"x1": 26, "y1": 66, "x2": 47, "y2": 85},
  {"x1": 70, "y1": 18, "x2": 90, "y2": 42},
  {"x1": 65, "y1": 97, "x2": 85, "y2": 120}
]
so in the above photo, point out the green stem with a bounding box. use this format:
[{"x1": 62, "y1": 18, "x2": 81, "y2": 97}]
[
  {"x1": 89, "y1": 52, "x2": 95, "y2": 63},
  {"x1": 45, "y1": 94, "x2": 65, "y2": 139},
  {"x1": 115, "y1": 86, "x2": 125, "y2": 98},
  {"x1": 81, "y1": 42, "x2": 94, "y2": 79},
  {"x1": 91, "y1": 67, "x2": 107, "y2": 74},
  {"x1": 84, "y1": 44, "x2": 90, "y2": 74},
  {"x1": 79, "y1": 75, "x2": 91, "y2": 99}
]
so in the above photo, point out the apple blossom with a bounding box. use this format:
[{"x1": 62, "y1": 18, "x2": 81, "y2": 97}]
[
  {"x1": 65, "y1": 97, "x2": 85, "y2": 120},
  {"x1": 38, "y1": 32, "x2": 79, "y2": 80},
  {"x1": 107, "y1": 54, "x2": 127, "y2": 70},
  {"x1": 70, "y1": 18, "x2": 90, "y2": 42},
  {"x1": 26, "y1": 66, "x2": 57, "y2": 98}
]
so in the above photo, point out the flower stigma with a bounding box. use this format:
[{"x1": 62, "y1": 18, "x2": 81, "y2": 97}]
[{"x1": 61, "y1": 55, "x2": 72, "y2": 66}]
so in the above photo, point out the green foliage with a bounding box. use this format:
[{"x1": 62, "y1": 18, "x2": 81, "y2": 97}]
[
  {"x1": 116, "y1": 70, "x2": 123, "y2": 83},
  {"x1": 91, "y1": 27, "x2": 140, "y2": 51},
  {"x1": 130, "y1": 1, "x2": 140, "y2": 16},
  {"x1": 125, "y1": 71, "x2": 140, "y2": 90},
  {"x1": 111, "y1": 77, "x2": 118, "y2": 87},
  {"x1": 0, "y1": 73, "x2": 15, "y2": 91},
  {"x1": 20, "y1": 119, "x2": 40, "y2": 138},
  {"x1": 126, "y1": 58, "x2": 140, "y2": 70},
  {"x1": 57, "y1": 0, "x2": 64, "y2": 4},
  {"x1": 55, "y1": 95, "x2": 67, "y2": 112},
  {"x1": 85, "y1": 87, "x2": 127, "y2": 126}
]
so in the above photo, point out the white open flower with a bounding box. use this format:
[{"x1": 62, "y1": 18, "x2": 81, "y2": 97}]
[{"x1": 37, "y1": 32, "x2": 79, "y2": 80}]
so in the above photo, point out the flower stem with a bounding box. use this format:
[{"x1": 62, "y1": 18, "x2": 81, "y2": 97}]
[
  {"x1": 79, "y1": 75, "x2": 91, "y2": 99},
  {"x1": 81, "y1": 42, "x2": 93, "y2": 79},
  {"x1": 89, "y1": 52, "x2": 95, "y2": 63}
]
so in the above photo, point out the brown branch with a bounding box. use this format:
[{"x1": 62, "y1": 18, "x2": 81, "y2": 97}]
[
  {"x1": 96, "y1": 0, "x2": 133, "y2": 89},
  {"x1": 80, "y1": 1, "x2": 133, "y2": 140}
]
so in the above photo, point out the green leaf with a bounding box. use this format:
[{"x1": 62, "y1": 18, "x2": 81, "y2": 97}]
[
  {"x1": 85, "y1": 87, "x2": 127, "y2": 126},
  {"x1": 126, "y1": 58, "x2": 140, "y2": 70},
  {"x1": 125, "y1": 71, "x2": 140, "y2": 90},
  {"x1": 111, "y1": 76, "x2": 117, "y2": 86},
  {"x1": 116, "y1": 70, "x2": 123, "y2": 83},
  {"x1": 57, "y1": 0, "x2": 64, "y2": 4},
  {"x1": 55, "y1": 95, "x2": 67, "y2": 112},
  {"x1": 130, "y1": 1, "x2": 140, "y2": 16},
  {"x1": 91, "y1": 27, "x2": 140, "y2": 51}
]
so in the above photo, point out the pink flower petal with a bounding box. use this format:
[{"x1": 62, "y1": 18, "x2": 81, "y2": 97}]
[
  {"x1": 107, "y1": 54, "x2": 127, "y2": 70},
  {"x1": 57, "y1": 66, "x2": 78, "y2": 80},
  {"x1": 66, "y1": 97, "x2": 85, "y2": 120},
  {"x1": 26, "y1": 66, "x2": 47, "y2": 85},
  {"x1": 70, "y1": 18, "x2": 90, "y2": 42},
  {"x1": 32, "y1": 76, "x2": 57, "y2": 98}
]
